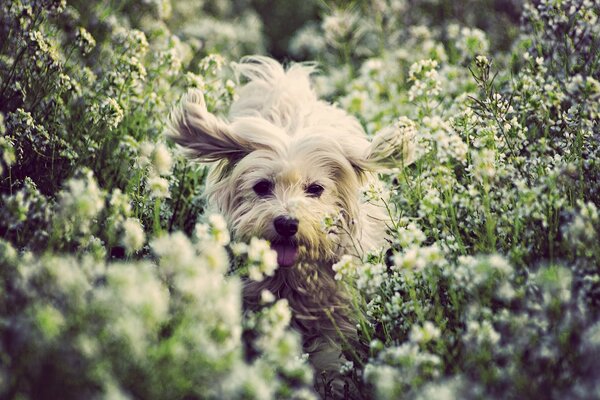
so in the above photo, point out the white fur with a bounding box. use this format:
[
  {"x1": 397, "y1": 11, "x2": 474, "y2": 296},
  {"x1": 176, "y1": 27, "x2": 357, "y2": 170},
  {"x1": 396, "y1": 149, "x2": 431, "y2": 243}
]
[{"x1": 169, "y1": 56, "x2": 414, "y2": 398}]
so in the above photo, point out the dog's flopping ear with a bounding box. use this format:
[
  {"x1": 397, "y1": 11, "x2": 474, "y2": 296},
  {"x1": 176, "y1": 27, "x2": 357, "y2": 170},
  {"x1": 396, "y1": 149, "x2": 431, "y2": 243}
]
[
  {"x1": 168, "y1": 90, "x2": 250, "y2": 163},
  {"x1": 359, "y1": 118, "x2": 419, "y2": 170}
]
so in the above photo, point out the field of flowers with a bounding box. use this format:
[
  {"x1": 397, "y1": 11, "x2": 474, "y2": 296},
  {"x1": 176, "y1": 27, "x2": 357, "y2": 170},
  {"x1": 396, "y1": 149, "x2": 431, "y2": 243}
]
[{"x1": 1, "y1": 0, "x2": 599, "y2": 398}]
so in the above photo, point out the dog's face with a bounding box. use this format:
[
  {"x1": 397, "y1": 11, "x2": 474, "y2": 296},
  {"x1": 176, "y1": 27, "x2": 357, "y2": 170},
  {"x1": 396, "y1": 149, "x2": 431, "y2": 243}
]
[
  {"x1": 169, "y1": 56, "x2": 415, "y2": 268},
  {"x1": 220, "y1": 132, "x2": 364, "y2": 267}
]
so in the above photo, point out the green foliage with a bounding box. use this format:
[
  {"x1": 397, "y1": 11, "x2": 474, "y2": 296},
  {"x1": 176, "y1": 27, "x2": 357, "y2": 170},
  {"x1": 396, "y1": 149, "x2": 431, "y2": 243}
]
[{"x1": 1, "y1": 0, "x2": 600, "y2": 399}]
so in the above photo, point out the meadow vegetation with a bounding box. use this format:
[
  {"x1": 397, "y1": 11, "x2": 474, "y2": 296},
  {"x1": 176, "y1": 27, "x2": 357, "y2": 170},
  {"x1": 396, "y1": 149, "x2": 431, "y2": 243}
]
[{"x1": 1, "y1": 0, "x2": 599, "y2": 398}]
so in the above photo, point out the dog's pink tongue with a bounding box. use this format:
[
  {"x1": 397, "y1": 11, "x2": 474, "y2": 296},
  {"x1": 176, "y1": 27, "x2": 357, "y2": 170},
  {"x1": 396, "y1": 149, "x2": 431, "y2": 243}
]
[{"x1": 271, "y1": 242, "x2": 299, "y2": 268}]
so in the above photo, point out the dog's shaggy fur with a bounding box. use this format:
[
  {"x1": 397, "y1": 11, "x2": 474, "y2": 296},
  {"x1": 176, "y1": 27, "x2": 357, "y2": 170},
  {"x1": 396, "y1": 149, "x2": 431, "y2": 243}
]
[{"x1": 169, "y1": 56, "x2": 414, "y2": 397}]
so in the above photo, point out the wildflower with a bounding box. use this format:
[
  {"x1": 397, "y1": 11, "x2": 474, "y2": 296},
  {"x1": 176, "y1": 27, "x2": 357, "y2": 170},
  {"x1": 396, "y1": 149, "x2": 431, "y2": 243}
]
[
  {"x1": 32, "y1": 304, "x2": 65, "y2": 340},
  {"x1": 0, "y1": 240, "x2": 18, "y2": 265},
  {"x1": 535, "y1": 265, "x2": 573, "y2": 305},
  {"x1": 332, "y1": 254, "x2": 357, "y2": 281},
  {"x1": 472, "y1": 148, "x2": 496, "y2": 182},
  {"x1": 322, "y1": 10, "x2": 359, "y2": 47},
  {"x1": 564, "y1": 201, "x2": 599, "y2": 246},
  {"x1": 123, "y1": 56, "x2": 147, "y2": 82},
  {"x1": 496, "y1": 281, "x2": 516, "y2": 302},
  {"x1": 409, "y1": 321, "x2": 441, "y2": 344},
  {"x1": 199, "y1": 54, "x2": 225, "y2": 75},
  {"x1": 40, "y1": 256, "x2": 93, "y2": 304},
  {"x1": 475, "y1": 55, "x2": 490, "y2": 68},
  {"x1": 151, "y1": 231, "x2": 195, "y2": 273},
  {"x1": 247, "y1": 237, "x2": 278, "y2": 281},
  {"x1": 58, "y1": 170, "x2": 104, "y2": 231},
  {"x1": 194, "y1": 222, "x2": 211, "y2": 242},
  {"x1": 147, "y1": 175, "x2": 170, "y2": 198},
  {"x1": 260, "y1": 289, "x2": 275, "y2": 304},
  {"x1": 121, "y1": 218, "x2": 145, "y2": 254},
  {"x1": 408, "y1": 59, "x2": 441, "y2": 102},
  {"x1": 100, "y1": 261, "x2": 169, "y2": 338},
  {"x1": 464, "y1": 320, "x2": 501, "y2": 346},
  {"x1": 414, "y1": 377, "x2": 466, "y2": 400},
  {"x1": 109, "y1": 189, "x2": 132, "y2": 218},
  {"x1": 151, "y1": 142, "x2": 173, "y2": 176},
  {"x1": 200, "y1": 242, "x2": 229, "y2": 273},
  {"x1": 159, "y1": 47, "x2": 182, "y2": 76},
  {"x1": 75, "y1": 27, "x2": 96, "y2": 55},
  {"x1": 185, "y1": 71, "x2": 205, "y2": 89},
  {"x1": 487, "y1": 254, "x2": 512, "y2": 276},
  {"x1": 356, "y1": 262, "x2": 387, "y2": 294},
  {"x1": 456, "y1": 27, "x2": 489, "y2": 59},
  {"x1": 396, "y1": 223, "x2": 426, "y2": 248},
  {"x1": 99, "y1": 98, "x2": 124, "y2": 130},
  {"x1": 137, "y1": 141, "x2": 154, "y2": 168},
  {"x1": 361, "y1": 180, "x2": 387, "y2": 202},
  {"x1": 207, "y1": 214, "x2": 230, "y2": 246},
  {"x1": 363, "y1": 364, "x2": 403, "y2": 400},
  {"x1": 393, "y1": 245, "x2": 445, "y2": 271},
  {"x1": 289, "y1": 24, "x2": 328, "y2": 58},
  {"x1": 114, "y1": 28, "x2": 149, "y2": 56},
  {"x1": 339, "y1": 360, "x2": 354, "y2": 375}
]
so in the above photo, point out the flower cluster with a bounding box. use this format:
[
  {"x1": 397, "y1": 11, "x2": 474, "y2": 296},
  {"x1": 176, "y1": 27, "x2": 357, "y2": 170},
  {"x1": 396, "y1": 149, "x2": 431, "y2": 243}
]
[{"x1": 2, "y1": 0, "x2": 600, "y2": 398}]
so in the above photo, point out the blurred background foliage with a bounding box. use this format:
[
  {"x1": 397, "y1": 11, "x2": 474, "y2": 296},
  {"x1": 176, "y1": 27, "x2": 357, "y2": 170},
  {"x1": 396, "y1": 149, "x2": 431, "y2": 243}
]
[{"x1": 1, "y1": 0, "x2": 600, "y2": 399}]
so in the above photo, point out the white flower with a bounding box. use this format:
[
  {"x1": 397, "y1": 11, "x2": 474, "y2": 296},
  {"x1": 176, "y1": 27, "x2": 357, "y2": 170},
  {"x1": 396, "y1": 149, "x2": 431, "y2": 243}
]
[
  {"x1": 475, "y1": 55, "x2": 490, "y2": 67},
  {"x1": 147, "y1": 175, "x2": 170, "y2": 198},
  {"x1": 199, "y1": 243, "x2": 229, "y2": 273},
  {"x1": 194, "y1": 222, "x2": 210, "y2": 242},
  {"x1": 109, "y1": 188, "x2": 132, "y2": 217},
  {"x1": 247, "y1": 237, "x2": 278, "y2": 281},
  {"x1": 356, "y1": 262, "x2": 386, "y2": 294},
  {"x1": 456, "y1": 27, "x2": 489, "y2": 59},
  {"x1": 340, "y1": 360, "x2": 354, "y2": 375},
  {"x1": 151, "y1": 142, "x2": 172, "y2": 176},
  {"x1": 488, "y1": 254, "x2": 512, "y2": 275},
  {"x1": 472, "y1": 148, "x2": 496, "y2": 182},
  {"x1": 396, "y1": 223, "x2": 426, "y2": 248},
  {"x1": 393, "y1": 245, "x2": 445, "y2": 271},
  {"x1": 260, "y1": 289, "x2": 276, "y2": 304},
  {"x1": 409, "y1": 321, "x2": 441, "y2": 344},
  {"x1": 322, "y1": 10, "x2": 359, "y2": 46},
  {"x1": 207, "y1": 214, "x2": 230, "y2": 246},
  {"x1": 100, "y1": 98, "x2": 124, "y2": 130},
  {"x1": 75, "y1": 27, "x2": 96, "y2": 54},
  {"x1": 332, "y1": 254, "x2": 357, "y2": 280},
  {"x1": 151, "y1": 231, "x2": 195, "y2": 274},
  {"x1": 464, "y1": 320, "x2": 500, "y2": 346},
  {"x1": 121, "y1": 218, "x2": 145, "y2": 254},
  {"x1": 408, "y1": 59, "x2": 441, "y2": 102},
  {"x1": 58, "y1": 170, "x2": 105, "y2": 234}
]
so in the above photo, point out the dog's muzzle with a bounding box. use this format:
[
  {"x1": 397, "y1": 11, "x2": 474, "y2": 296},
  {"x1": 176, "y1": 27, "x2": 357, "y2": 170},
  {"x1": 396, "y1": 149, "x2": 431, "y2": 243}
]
[
  {"x1": 272, "y1": 216, "x2": 299, "y2": 268},
  {"x1": 274, "y1": 216, "x2": 298, "y2": 237}
]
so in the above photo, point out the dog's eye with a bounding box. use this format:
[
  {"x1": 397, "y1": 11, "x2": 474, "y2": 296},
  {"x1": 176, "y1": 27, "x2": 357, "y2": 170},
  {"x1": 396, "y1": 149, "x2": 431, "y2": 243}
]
[
  {"x1": 305, "y1": 183, "x2": 324, "y2": 198},
  {"x1": 253, "y1": 180, "x2": 272, "y2": 197}
]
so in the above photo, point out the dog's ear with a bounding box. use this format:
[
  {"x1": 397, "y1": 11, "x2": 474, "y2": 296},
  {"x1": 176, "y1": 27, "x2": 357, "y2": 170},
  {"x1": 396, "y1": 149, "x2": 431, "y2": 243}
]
[
  {"x1": 168, "y1": 90, "x2": 250, "y2": 163},
  {"x1": 362, "y1": 119, "x2": 418, "y2": 170}
]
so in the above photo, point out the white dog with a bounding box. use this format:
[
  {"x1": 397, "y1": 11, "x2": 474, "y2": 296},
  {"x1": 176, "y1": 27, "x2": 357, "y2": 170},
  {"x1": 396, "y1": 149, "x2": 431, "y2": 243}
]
[{"x1": 169, "y1": 56, "x2": 414, "y2": 397}]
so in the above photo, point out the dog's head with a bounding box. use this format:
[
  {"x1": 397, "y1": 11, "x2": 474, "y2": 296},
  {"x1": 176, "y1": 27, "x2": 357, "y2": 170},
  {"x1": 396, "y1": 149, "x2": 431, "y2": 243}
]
[{"x1": 169, "y1": 56, "x2": 414, "y2": 268}]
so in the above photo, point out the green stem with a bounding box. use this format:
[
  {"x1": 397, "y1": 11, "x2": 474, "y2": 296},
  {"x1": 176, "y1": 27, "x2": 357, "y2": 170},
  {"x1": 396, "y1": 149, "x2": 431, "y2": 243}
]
[{"x1": 153, "y1": 197, "x2": 162, "y2": 235}]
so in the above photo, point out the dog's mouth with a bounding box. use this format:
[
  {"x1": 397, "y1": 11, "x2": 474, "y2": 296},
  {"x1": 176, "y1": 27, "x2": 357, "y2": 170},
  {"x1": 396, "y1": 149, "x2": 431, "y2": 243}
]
[{"x1": 270, "y1": 240, "x2": 299, "y2": 268}]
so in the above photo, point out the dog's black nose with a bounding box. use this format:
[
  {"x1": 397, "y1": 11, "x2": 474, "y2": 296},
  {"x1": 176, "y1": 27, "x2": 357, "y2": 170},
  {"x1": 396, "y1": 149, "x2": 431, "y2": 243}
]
[{"x1": 274, "y1": 216, "x2": 299, "y2": 237}]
